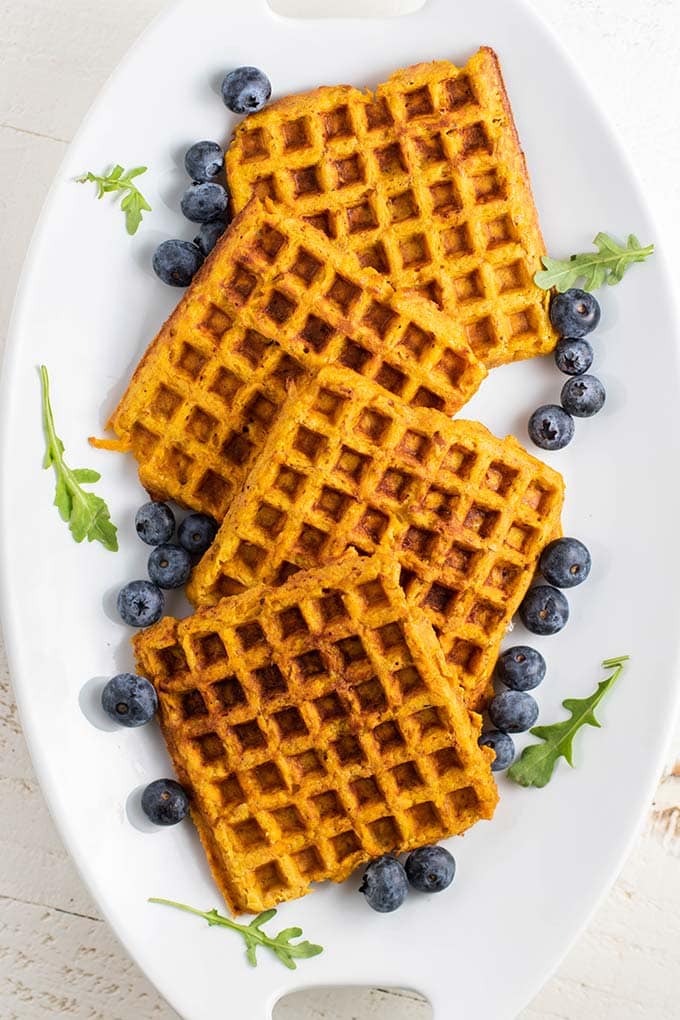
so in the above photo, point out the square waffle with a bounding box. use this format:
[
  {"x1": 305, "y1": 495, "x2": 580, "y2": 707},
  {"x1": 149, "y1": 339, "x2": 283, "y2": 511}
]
[
  {"x1": 187, "y1": 367, "x2": 564, "y2": 708},
  {"x1": 134, "y1": 551, "x2": 498, "y2": 915},
  {"x1": 94, "y1": 199, "x2": 485, "y2": 518},
  {"x1": 225, "y1": 46, "x2": 556, "y2": 368}
]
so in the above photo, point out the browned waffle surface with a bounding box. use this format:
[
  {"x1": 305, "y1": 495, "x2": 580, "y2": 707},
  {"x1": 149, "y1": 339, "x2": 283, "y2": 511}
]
[
  {"x1": 134, "y1": 552, "x2": 497, "y2": 914},
  {"x1": 226, "y1": 47, "x2": 556, "y2": 368},
  {"x1": 187, "y1": 368, "x2": 564, "y2": 708},
  {"x1": 96, "y1": 199, "x2": 485, "y2": 517}
]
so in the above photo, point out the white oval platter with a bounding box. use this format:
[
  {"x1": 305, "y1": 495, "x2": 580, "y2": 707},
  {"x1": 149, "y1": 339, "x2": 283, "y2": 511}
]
[{"x1": 2, "y1": 1, "x2": 680, "y2": 1018}]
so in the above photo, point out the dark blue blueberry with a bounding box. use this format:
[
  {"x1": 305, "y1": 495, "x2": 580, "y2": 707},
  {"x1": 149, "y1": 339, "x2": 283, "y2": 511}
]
[
  {"x1": 180, "y1": 182, "x2": 229, "y2": 224},
  {"x1": 561, "y1": 374, "x2": 606, "y2": 418},
  {"x1": 194, "y1": 219, "x2": 228, "y2": 256},
  {"x1": 184, "y1": 140, "x2": 224, "y2": 183},
  {"x1": 147, "y1": 543, "x2": 192, "y2": 589},
  {"x1": 178, "y1": 513, "x2": 218, "y2": 555},
  {"x1": 135, "y1": 501, "x2": 175, "y2": 546},
  {"x1": 540, "y1": 537, "x2": 592, "y2": 588},
  {"x1": 359, "y1": 855, "x2": 408, "y2": 913},
  {"x1": 550, "y1": 289, "x2": 601, "y2": 337},
  {"x1": 101, "y1": 673, "x2": 158, "y2": 727},
  {"x1": 221, "y1": 66, "x2": 272, "y2": 114},
  {"x1": 405, "y1": 846, "x2": 455, "y2": 893},
  {"x1": 495, "y1": 645, "x2": 546, "y2": 691},
  {"x1": 527, "y1": 404, "x2": 575, "y2": 451},
  {"x1": 488, "y1": 690, "x2": 539, "y2": 733},
  {"x1": 141, "y1": 779, "x2": 189, "y2": 826},
  {"x1": 554, "y1": 338, "x2": 593, "y2": 376},
  {"x1": 152, "y1": 239, "x2": 204, "y2": 287},
  {"x1": 479, "y1": 730, "x2": 516, "y2": 770},
  {"x1": 519, "y1": 585, "x2": 569, "y2": 636},
  {"x1": 117, "y1": 580, "x2": 164, "y2": 627}
]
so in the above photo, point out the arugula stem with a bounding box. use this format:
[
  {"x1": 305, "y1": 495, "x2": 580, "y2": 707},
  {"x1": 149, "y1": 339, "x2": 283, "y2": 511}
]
[
  {"x1": 602, "y1": 655, "x2": 630, "y2": 669},
  {"x1": 41, "y1": 366, "x2": 93, "y2": 508},
  {"x1": 569, "y1": 243, "x2": 653, "y2": 273},
  {"x1": 148, "y1": 898, "x2": 257, "y2": 939},
  {"x1": 40, "y1": 364, "x2": 59, "y2": 468}
]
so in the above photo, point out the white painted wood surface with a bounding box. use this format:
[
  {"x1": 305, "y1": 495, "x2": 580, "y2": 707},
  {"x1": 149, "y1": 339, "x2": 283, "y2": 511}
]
[{"x1": 1, "y1": 1, "x2": 679, "y2": 1017}]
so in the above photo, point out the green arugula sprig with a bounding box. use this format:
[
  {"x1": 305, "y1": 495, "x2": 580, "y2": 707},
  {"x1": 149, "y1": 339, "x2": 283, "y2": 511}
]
[
  {"x1": 40, "y1": 366, "x2": 118, "y2": 551},
  {"x1": 76, "y1": 164, "x2": 151, "y2": 235},
  {"x1": 508, "y1": 655, "x2": 629, "y2": 788},
  {"x1": 534, "y1": 233, "x2": 654, "y2": 293},
  {"x1": 149, "y1": 898, "x2": 323, "y2": 970}
]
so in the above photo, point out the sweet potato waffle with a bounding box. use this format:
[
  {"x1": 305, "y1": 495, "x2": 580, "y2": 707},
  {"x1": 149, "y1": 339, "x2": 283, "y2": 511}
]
[
  {"x1": 134, "y1": 552, "x2": 497, "y2": 914},
  {"x1": 226, "y1": 47, "x2": 556, "y2": 368},
  {"x1": 187, "y1": 368, "x2": 564, "y2": 708},
  {"x1": 94, "y1": 199, "x2": 485, "y2": 518}
]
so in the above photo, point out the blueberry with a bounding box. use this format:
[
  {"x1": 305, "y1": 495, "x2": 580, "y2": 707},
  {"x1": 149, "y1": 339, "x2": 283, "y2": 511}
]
[
  {"x1": 135, "y1": 501, "x2": 175, "y2": 546},
  {"x1": 359, "y1": 855, "x2": 408, "y2": 913},
  {"x1": 550, "y1": 288, "x2": 601, "y2": 337},
  {"x1": 519, "y1": 585, "x2": 569, "y2": 636},
  {"x1": 101, "y1": 673, "x2": 158, "y2": 727},
  {"x1": 221, "y1": 66, "x2": 272, "y2": 114},
  {"x1": 194, "y1": 219, "x2": 228, "y2": 256},
  {"x1": 528, "y1": 404, "x2": 575, "y2": 451},
  {"x1": 180, "y1": 182, "x2": 229, "y2": 224},
  {"x1": 178, "y1": 513, "x2": 218, "y2": 555},
  {"x1": 152, "y1": 239, "x2": 204, "y2": 287},
  {"x1": 495, "y1": 645, "x2": 546, "y2": 691},
  {"x1": 117, "y1": 580, "x2": 164, "y2": 627},
  {"x1": 405, "y1": 845, "x2": 455, "y2": 893},
  {"x1": 148, "y1": 543, "x2": 192, "y2": 589},
  {"x1": 141, "y1": 779, "x2": 189, "y2": 826},
  {"x1": 540, "y1": 537, "x2": 592, "y2": 588},
  {"x1": 184, "y1": 140, "x2": 224, "y2": 183},
  {"x1": 554, "y1": 338, "x2": 593, "y2": 376},
  {"x1": 561, "y1": 375, "x2": 606, "y2": 418},
  {"x1": 488, "y1": 690, "x2": 539, "y2": 733},
  {"x1": 478, "y1": 730, "x2": 516, "y2": 770}
]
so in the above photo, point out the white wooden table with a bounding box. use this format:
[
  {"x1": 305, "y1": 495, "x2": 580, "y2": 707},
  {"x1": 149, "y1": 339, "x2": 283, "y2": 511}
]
[{"x1": 2, "y1": 1, "x2": 680, "y2": 1017}]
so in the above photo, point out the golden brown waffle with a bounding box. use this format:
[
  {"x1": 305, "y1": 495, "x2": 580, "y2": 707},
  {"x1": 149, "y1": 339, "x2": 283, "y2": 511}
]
[
  {"x1": 134, "y1": 552, "x2": 497, "y2": 914},
  {"x1": 226, "y1": 47, "x2": 556, "y2": 369},
  {"x1": 187, "y1": 368, "x2": 564, "y2": 708},
  {"x1": 95, "y1": 199, "x2": 485, "y2": 518}
]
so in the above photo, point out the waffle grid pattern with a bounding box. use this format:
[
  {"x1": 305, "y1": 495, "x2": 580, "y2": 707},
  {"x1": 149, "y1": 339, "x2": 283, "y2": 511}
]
[
  {"x1": 226, "y1": 47, "x2": 556, "y2": 368},
  {"x1": 102, "y1": 200, "x2": 484, "y2": 518},
  {"x1": 134, "y1": 553, "x2": 497, "y2": 914},
  {"x1": 188, "y1": 368, "x2": 564, "y2": 708}
]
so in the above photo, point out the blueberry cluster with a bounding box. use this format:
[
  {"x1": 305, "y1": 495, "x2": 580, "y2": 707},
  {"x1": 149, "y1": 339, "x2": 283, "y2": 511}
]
[
  {"x1": 478, "y1": 537, "x2": 592, "y2": 768},
  {"x1": 107, "y1": 501, "x2": 217, "y2": 825},
  {"x1": 117, "y1": 500, "x2": 217, "y2": 627},
  {"x1": 528, "y1": 289, "x2": 605, "y2": 452},
  {"x1": 360, "y1": 845, "x2": 456, "y2": 913},
  {"x1": 152, "y1": 143, "x2": 229, "y2": 287},
  {"x1": 152, "y1": 66, "x2": 271, "y2": 289}
]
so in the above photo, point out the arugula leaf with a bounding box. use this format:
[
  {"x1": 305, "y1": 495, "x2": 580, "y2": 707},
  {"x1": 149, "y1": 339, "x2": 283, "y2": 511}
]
[
  {"x1": 508, "y1": 655, "x2": 629, "y2": 788},
  {"x1": 149, "y1": 898, "x2": 323, "y2": 970},
  {"x1": 534, "y1": 233, "x2": 654, "y2": 293},
  {"x1": 40, "y1": 365, "x2": 118, "y2": 551},
  {"x1": 76, "y1": 164, "x2": 152, "y2": 235}
]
